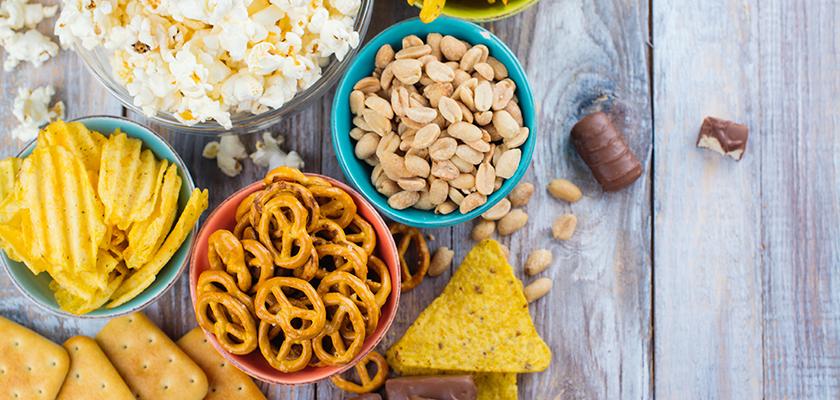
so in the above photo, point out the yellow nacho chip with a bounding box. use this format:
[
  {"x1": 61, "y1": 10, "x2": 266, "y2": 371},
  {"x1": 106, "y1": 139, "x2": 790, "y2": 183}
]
[{"x1": 387, "y1": 239, "x2": 551, "y2": 373}]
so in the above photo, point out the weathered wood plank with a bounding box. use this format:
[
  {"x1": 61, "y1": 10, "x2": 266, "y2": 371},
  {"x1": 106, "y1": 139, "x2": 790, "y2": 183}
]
[
  {"x1": 509, "y1": 1, "x2": 653, "y2": 399},
  {"x1": 652, "y1": 1, "x2": 764, "y2": 398},
  {"x1": 757, "y1": 1, "x2": 840, "y2": 398}
]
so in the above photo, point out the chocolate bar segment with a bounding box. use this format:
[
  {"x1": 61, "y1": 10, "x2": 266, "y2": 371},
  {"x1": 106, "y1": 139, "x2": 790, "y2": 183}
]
[
  {"x1": 570, "y1": 112, "x2": 642, "y2": 192},
  {"x1": 696, "y1": 116, "x2": 749, "y2": 161},
  {"x1": 385, "y1": 375, "x2": 477, "y2": 400},
  {"x1": 348, "y1": 394, "x2": 383, "y2": 400}
]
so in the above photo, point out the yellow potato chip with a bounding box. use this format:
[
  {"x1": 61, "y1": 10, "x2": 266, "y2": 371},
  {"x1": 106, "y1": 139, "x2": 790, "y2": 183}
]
[
  {"x1": 53, "y1": 267, "x2": 125, "y2": 315},
  {"x1": 0, "y1": 157, "x2": 20, "y2": 200},
  {"x1": 123, "y1": 162, "x2": 180, "y2": 269},
  {"x1": 387, "y1": 239, "x2": 551, "y2": 373},
  {"x1": 38, "y1": 120, "x2": 106, "y2": 186},
  {"x1": 419, "y1": 0, "x2": 445, "y2": 22},
  {"x1": 108, "y1": 188, "x2": 208, "y2": 308},
  {"x1": 98, "y1": 132, "x2": 164, "y2": 230},
  {"x1": 0, "y1": 209, "x2": 51, "y2": 274},
  {"x1": 20, "y1": 145, "x2": 107, "y2": 275}
]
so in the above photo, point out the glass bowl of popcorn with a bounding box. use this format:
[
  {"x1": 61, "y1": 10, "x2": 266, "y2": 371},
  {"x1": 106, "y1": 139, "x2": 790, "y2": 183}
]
[{"x1": 57, "y1": 0, "x2": 374, "y2": 134}]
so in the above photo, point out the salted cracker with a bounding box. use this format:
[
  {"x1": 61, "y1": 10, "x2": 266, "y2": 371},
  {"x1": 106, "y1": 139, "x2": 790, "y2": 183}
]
[
  {"x1": 95, "y1": 312, "x2": 208, "y2": 400},
  {"x1": 177, "y1": 327, "x2": 265, "y2": 400},
  {"x1": 0, "y1": 316, "x2": 69, "y2": 400},
  {"x1": 57, "y1": 336, "x2": 134, "y2": 400},
  {"x1": 387, "y1": 239, "x2": 551, "y2": 374}
]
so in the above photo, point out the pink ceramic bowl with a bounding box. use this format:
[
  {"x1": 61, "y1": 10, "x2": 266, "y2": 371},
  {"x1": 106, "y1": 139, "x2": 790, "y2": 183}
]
[{"x1": 188, "y1": 175, "x2": 401, "y2": 385}]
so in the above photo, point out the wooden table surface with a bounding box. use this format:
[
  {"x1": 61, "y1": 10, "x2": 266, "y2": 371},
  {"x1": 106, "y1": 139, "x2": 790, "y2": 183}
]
[{"x1": 1, "y1": 0, "x2": 838, "y2": 398}]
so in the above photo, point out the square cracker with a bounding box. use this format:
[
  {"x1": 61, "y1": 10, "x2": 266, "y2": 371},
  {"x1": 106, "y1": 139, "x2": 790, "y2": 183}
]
[
  {"x1": 177, "y1": 328, "x2": 265, "y2": 400},
  {"x1": 57, "y1": 336, "x2": 134, "y2": 400},
  {"x1": 0, "y1": 316, "x2": 69, "y2": 400},
  {"x1": 96, "y1": 312, "x2": 208, "y2": 400}
]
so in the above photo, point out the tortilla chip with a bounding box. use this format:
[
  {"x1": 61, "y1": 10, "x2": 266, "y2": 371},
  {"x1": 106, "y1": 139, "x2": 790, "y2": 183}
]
[{"x1": 387, "y1": 239, "x2": 551, "y2": 373}]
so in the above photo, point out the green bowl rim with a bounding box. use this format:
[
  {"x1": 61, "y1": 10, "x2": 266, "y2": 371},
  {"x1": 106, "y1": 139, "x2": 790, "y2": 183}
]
[{"x1": 0, "y1": 115, "x2": 197, "y2": 319}]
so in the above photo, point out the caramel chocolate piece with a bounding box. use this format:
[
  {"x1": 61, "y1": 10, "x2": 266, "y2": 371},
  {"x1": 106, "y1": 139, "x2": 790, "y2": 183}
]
[
  {"x1": 696, "y1": 116, "x2": 749, "y2": 161},
  {"x1": 385, "y1": 375, "x2": 477, "y2": 400},
  {"x1": 348, "y1": 394, "x2": 383, "y2": 400},
  {"x1": 571, "y1": 112, "x2": 642, "y2": 191}
]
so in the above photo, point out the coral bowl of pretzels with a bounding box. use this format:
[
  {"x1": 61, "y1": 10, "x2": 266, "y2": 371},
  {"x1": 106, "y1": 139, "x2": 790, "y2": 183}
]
[{"x1": 188, "y1": 167, "x2": 401, "y2": 384}]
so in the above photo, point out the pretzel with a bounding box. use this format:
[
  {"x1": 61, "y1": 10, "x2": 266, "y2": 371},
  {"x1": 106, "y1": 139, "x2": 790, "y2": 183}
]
[
  {"x1": 314, "y1": 242, "x2": 368, "y2": 280},
  {"x1": 196, "y1": 291, "x2": 258, "y2": 354},
  {"x1": 390, "y1": 223, "x2": 430, "y2": 292},
  {"x1": 345, "y1": 215, "x2": 376, "y2": 256},
  {"x1": 258, "y1": 181, "x2": 321, "y2": 232},
  {"x1": 312, "y1": 292, "x2": 366, "y2": 366},
  {"x1": 208, "y1": 229, "x2": 252, "y2": 292},
  {"x1": 254, "y1": 277, "x2": 326, "y2": 340},
  {"x1": 197, "y1": 270, "x2": 254, "y2": 314},
  {"x1": 365, "y1": 255, "x2": 392, "y2": 308},
  {"x1": 257, "y1": 194, "x2": 314, "y2": 269},
  {"x1": 241, "y1": 239, "x2": 274, "y2": 293},
  {"x1": 293, "y1": 248, "x2": 320, "y2": 281},
  {"x1": 317, "y1": 271, "x2": 380, "y2": 334},
  {"x1": 310, "y1": 185, "x2": 357, "y2": 228},
  {"x1": 257, "y1": 321, "x2": 313, "y2": 373},
  {"x1": 329, "y1": 351, "x2": 389, "y2": 394},
  {"x1": 310, "y1": 218, "x2": 348, "y2": 246}
]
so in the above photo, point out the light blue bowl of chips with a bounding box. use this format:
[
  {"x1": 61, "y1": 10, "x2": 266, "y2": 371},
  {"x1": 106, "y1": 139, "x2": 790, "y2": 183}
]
[
  {"x1": 1, "y1": 116, "x2": 197, "y2": 318},
  {"x1": 331, "y1": 16, "x2": 536, "y2": 228}
]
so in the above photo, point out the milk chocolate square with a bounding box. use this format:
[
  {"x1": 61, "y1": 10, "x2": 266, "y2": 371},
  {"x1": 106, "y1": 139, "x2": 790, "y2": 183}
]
[{"x1": 696, "y1": 117, "x2": 749, "y2": 161}]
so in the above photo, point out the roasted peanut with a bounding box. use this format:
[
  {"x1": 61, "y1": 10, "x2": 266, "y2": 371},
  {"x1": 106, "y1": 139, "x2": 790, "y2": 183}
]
[
  {"x1": 524, "y1": 278, "x2": 553, "y2": 303},
  {"x1": 524, "y1": 249, "x2": 553, "y2": 276},
  {"x1": 471, "y1": 219, "x2": 496, "y2": 241},
  {"x1": 497, "y1": 209, "x2": 528, "y2": 236},
  {"x1": 547, "y1": 179, "x2": 582, "y2": 203},
  {"x1": 508, "y1": 182, "x2": 535, "y2": 207},
  {"x1": 552, "y1": 214, "x2": 577, "y2": 240},
  {"x1": 481, "y1": 198, "x2": 511, "y2": 220},
  {"x1": 428, "y1": 247, "x2": 455, "y2": 277}
]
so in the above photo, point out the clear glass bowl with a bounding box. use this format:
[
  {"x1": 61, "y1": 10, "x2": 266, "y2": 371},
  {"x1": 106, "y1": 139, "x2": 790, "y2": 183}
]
[{"x1": 74, "y1": 0, "x2": 373, "y2": 136}]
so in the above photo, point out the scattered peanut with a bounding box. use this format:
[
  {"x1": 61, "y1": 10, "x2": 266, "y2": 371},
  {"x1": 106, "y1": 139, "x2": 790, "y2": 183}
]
[
  {"x1": 497, "y1": 209, "x2": 528, "y2": 236},
  {"x1": 471, "y1": 219, "x2": 496, "y2": 241},
  {"x1": 499, "y1": 243, "x2": 510, "y2": 259},
  {"x1": 349, "y1": 33, "x2": 529, "y2": 215},
  {"x1": 552, "y1": 214, "x2": 577, "y2": 240},
  {"x1": 428, "y1": 247, "x2": 455, "y2": 277},
  {"x1": 524, "y1": 278, "x2": 553, "y2": 303},
  {"x1": 548, "y1": 179, "x2": 582, "y2": 203},
  {"x1": 481, "y1": 198, "x2": 511, "y2": 220},
  {"x1": 524, "y1": 249, "x2": 553, "y2": 276},
  {"x1": 508, "y1": 182, "x2": 535, "y2": 207}
]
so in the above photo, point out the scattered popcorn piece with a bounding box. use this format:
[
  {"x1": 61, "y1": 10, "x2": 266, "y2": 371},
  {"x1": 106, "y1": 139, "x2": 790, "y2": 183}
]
[
  {"x1": 250, "y1": 131, "x2": 305, "y2": 171},
  {"x1": 11, "y1": 85, "x2": 64, "y2": 141},
  {"x1": 55, "y1": 0, "x2": 362, "y2": 129},
  {"x1": 2, "y1": 29, "x2": 58, "y2": 70},
  {"x1": 0, "y1": 0, "x2": 59, "y2": 70},
  {"x1": 203, "y1": 135, "x2": 249, "y2": 177},
  {"x1": 0, "y1": 0, "x2": 58, "y2": 39}
]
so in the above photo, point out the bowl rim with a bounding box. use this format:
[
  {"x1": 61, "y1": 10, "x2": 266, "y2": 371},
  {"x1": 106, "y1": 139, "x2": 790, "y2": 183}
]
[
  {"x1": 188, "y1": 175, "x2": 401, "y2": 385},
  {"x1": 73, "y1": 0, "x2": 374, "y2": 136},
  {"x1": 0, "y1": 115, "x2": 198, "y2": 319},
  {"x1": 330, "y1": 16, "x2": 537, "y2": 228}
]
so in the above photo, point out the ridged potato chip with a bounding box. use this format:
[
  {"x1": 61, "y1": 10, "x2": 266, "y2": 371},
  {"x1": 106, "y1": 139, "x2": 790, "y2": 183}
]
[
  {"x1": 0, "y1": 121, "x2": 208, "y2": 314},
  {"x1": 99, "y1": 132, "x2": 165, "y2": 230},
  {"x1": 108, "y1": 188, "x2": 209, "y2": 308},
  {"x1": 20, "y1": 145, "x2": 107, "y2": 277},
  {"x1": 38, "y1": 120, "x2": 105, "y2": 187},
  {"x1": 123, "y1": 162, "x2": 179, "y2": 269}
]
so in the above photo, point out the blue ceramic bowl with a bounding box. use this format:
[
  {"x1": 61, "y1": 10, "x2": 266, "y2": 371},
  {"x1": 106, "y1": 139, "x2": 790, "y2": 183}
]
[
  {"x1": 331, "y1": 16, "x2": 536, "y2": 228},
  {"x1": 1, "y1": 116, "x2": 197, "y2": 318}
]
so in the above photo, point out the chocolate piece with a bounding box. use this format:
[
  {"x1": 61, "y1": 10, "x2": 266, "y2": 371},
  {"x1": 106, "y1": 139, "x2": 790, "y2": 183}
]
[
  {"x1": 385, "y1": 375, "x2": 477, "y2": 400},
  {"x1": 348, "y1": 394, "x2": 383, "y2": 400},
  {"x1": 570, "y1": 112, "x2": 642, "y2": 191},
  {"x1": 696, "y1": 116, "x2": 749, "y2": 160}
]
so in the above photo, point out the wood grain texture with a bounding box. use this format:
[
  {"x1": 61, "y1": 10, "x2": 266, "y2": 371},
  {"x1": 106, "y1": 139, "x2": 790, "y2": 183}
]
[
  {"x1": 652, "y1": 1, "x2": 764, "y2": 399},
  {"x1": 757, "y1": 1, "x2": 840, "y2": 398}
]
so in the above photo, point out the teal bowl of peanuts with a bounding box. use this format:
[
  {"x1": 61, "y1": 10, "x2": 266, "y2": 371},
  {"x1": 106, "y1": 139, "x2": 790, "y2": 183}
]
[{"x1": 331, "y1": 16, "x2": 536, "y2": 228}]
